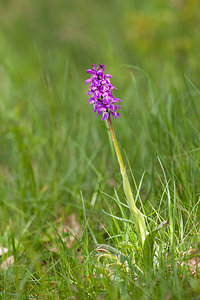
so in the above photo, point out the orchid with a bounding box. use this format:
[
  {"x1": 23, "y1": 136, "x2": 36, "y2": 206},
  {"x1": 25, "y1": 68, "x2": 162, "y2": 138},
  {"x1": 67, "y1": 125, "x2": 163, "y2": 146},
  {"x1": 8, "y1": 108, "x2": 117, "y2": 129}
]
[
  {"x1": 86, "y1": 64, "x2": 122, "y2": 120},
  {"x1": 86, "y1": 64, "x2": 147, "y2": 246}
]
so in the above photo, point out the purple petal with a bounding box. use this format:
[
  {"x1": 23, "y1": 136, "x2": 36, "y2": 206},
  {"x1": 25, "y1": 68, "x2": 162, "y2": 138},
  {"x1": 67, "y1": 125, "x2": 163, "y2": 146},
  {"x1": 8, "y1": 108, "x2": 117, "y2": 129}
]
[
  {"x1": 113, "y1": 98, "x2": 122, "y2": 102},
  {"x1": 97, "y1": 69, "x2": 103, "y2": 76},
  {"x1": 104, "y1": 74, "x2": 112, "y2": 78},
  {"x1": 85, "y1": 78, "x2": 92, "y2": 84},
  {"x1": 101, "y1": 112, "x2": 109, "y2": 120}
]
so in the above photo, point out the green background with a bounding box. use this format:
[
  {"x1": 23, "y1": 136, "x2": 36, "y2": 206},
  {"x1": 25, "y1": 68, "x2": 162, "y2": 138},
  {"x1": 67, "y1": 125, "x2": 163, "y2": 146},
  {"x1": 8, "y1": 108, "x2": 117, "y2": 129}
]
[{"x1": 0, "y1": 0, "x2": 200, "y2": 298}]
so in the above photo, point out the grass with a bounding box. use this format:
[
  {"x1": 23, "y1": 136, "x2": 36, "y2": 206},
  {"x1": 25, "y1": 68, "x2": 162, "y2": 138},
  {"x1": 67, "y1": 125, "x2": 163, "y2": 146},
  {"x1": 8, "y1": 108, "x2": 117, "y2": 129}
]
[{"x1": 0, "y1": 0, "x2": 200, "y2": 299}]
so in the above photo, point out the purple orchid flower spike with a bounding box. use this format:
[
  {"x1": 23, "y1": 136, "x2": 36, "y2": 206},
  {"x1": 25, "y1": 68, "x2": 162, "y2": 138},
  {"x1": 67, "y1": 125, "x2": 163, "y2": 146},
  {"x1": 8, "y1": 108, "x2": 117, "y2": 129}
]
[{"x1": 85, "y1": 64, "x2": 122, "y2": 120}]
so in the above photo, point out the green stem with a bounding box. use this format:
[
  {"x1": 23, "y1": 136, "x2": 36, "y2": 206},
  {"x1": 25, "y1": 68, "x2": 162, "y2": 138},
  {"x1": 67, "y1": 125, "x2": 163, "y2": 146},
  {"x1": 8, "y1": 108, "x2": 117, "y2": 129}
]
[
  {"x1": 107, "y1": 116, "x2": 125, "y2": 176},
  {"x1": 107, "y1": 116, "x2": 147, "y2": 245}
]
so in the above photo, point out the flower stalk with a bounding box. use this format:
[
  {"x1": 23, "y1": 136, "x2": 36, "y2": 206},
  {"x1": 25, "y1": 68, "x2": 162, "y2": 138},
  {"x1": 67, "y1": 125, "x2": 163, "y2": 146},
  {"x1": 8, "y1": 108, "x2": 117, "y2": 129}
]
[{"x1": 107, "y1": 116, "x2": 147, "y2": 245}]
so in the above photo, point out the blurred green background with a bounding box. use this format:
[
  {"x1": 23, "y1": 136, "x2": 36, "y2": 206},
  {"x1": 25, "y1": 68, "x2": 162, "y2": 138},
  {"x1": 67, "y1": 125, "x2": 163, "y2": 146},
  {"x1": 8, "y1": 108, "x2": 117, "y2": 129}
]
[
  {"x1": 1, "y1": 0, "x2": 200, "y2": 71},
  {"x1": 0, "y1": 1, "x2": 200, "y2": 298},
  {"x1": 0, "y1": 0, "x2": 200, "y2": 216}
]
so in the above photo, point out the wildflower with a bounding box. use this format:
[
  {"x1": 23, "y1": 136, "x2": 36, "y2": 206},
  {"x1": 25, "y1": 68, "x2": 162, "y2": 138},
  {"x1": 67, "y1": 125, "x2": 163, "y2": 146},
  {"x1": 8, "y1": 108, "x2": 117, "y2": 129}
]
[
  {"x1": 85, "y1": 64, "x2": 147, "y2": 246},
  {"x1": 86, "y1": 64, "x2": 122, "y2": 120}
]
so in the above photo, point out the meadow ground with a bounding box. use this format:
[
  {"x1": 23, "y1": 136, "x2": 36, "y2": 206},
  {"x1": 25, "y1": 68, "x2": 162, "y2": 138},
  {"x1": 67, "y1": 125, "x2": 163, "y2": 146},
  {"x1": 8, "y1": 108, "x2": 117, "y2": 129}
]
[{"x1": 0, "y1": 1, "x2": 200, "y2": 299}]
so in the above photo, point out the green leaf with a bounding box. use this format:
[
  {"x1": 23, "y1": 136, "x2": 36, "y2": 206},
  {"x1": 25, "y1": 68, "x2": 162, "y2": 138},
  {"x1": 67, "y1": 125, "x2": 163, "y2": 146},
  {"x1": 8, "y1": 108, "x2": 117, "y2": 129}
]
[
  {"x1": 190, "y1": 278, "x2": 200, "y2": 295},
  {"x1": 143, "y1": 221, "x2": 168, "y2": 272}
]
